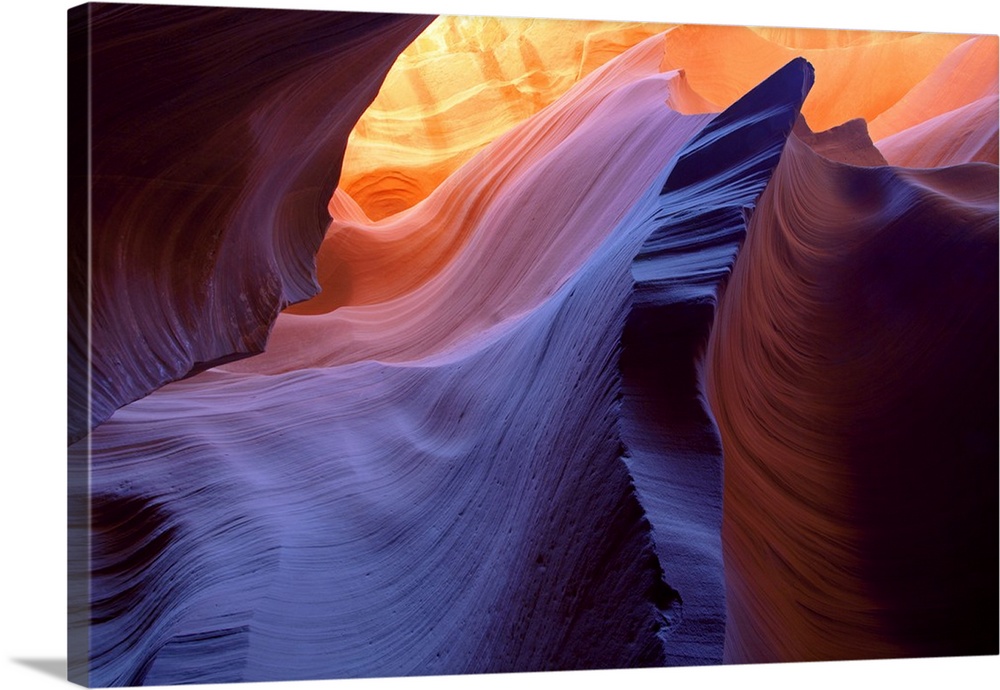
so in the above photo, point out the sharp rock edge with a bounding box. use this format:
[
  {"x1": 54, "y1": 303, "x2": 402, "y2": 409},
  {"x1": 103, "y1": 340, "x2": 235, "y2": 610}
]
[{"x1": 618, "y1": 58, "x2": 815, "y2": 665}]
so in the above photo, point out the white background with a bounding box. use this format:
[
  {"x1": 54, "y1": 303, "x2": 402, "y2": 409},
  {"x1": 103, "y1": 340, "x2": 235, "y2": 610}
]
[{"x1": 2, "y1": 1, "x2": 997, "y2": 688}]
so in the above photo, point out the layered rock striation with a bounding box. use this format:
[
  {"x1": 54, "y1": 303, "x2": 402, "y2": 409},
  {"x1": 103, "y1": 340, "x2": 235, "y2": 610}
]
[
  {"x1": 707, "y1": 121, "x2": 998, "y2": 662},
  {"x1": 68, "y1": 4, "x2": 433, "y2": 443},
  {"x1": 69, "y1": 11, "x2": 999, "y2": 686}
]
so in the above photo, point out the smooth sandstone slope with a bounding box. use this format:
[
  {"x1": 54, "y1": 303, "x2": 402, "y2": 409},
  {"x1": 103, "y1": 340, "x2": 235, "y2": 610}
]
[
  {"x1": 72, "y1": 33, "x2": 820, "y2": 683},
  {"x1": 68, "y1": 4, "x2": 433, "y2": 442},
  {"x1": 69, "y1": 11, "x2": 999, "y2": 684},
  {"x1": 337, "y1": 15, "x2": 673, "y2": 220},
  {"x1": 73, "y1": 43, "x2": 694, "y2": 686},
  {"x1": 869, "y1": 35, "x2": 999, "y2": 141},
  {"x1": 874, "y1": 95, "x2": 999, "y2": 168},
  {"x1": 225, "y1": 33, "x2": 716, "y2": 372},
  {"x1": 872, "y1": 36, "x2": 999, "y2": 167},
  {"x1": 659, "y1": 25, "x2": 966, "y2": 129},
  {"x1": 74, "y1": 292, "x2": 678, "y2": 684}
]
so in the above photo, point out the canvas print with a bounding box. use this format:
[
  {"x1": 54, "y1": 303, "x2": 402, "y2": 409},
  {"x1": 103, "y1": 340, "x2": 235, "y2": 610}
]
[{"x1": 67, "y1": 2, "x2": 999, "y2": 687}]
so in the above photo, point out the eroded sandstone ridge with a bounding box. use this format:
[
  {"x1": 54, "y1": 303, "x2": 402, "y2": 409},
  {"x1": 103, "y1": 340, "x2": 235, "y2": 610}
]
[{"x1": 69, "y1": 10, "x2": 998, "y2": 686}]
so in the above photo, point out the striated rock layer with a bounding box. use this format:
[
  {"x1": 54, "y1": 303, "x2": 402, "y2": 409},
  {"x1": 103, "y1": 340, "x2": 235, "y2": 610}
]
[
  {"x1": 67, "y1": 4, "x2": 433, "y2": 443},
  {"x1": 869, "y1": 35, "x2": 999, "y2": 141},
  {"x1": 69, "y1": 9, "x2": 999, "y2": 687},
  {"x1": 871, "y1": 36, "x2": 999, "y2": 167},
  {"x1": 234, "y1": 34, "x2": 715, "y2": 368},
  {"x1": 338, "y1": 15, "x2": 673, "y2": 220},
  {"x1": 71, "y1": 29, "x2": 821, "y2": 683},
  {"x1": 658, "y1": 25, "x2": 967, "y2": 129},
  {"x1": 707, "y1": 123, "x2": 999, "y2": 662},
  {"x1": 620, "y1": 58, "x2": 813, "y2": 664}
]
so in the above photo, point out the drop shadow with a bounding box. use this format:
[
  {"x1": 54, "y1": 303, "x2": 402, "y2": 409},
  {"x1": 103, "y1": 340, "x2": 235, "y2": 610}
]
[{"x1": 11, "y1": 657, "x2": 67, "y2": 681}]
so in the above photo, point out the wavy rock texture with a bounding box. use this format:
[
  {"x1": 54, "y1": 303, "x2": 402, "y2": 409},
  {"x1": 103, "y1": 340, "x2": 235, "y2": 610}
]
[
  {"x1": 706, "y1": 124, "x2": 999, "y2": 662},
  {"x1": 70, "y1": 26, "x2": 821, "y2": 684},
  {"x1": 871, "y1": 36, "x2": 999, "y2": 167},
  {"x1": 874, "y1": 95, "x2": 999, "y2": 168},
  {"x1": 620, "y1": 58, "x2": 814, "y2": 664},
  {"x1": 232, "y1": 34, "x2": 714, "y2": 368},
  {"x1": 70, "y1": 10, "x2": 999, "y2": 688},
  {"x1": 869, "y1": 35, "x2": 999, "y2": 140},
  {"x1": 337, "y1": 15, "x2": 673, "y2": 220},
  {"x1": 659, "y1": 25, "x2": 967, "y2": 129},
  {"x1": 67, "y1": 4, "x2": 433, "y2": 443}
]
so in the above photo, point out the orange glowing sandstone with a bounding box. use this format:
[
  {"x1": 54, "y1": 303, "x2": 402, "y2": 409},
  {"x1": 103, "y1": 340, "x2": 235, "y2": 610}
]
[
  {"x1": 659, "y1": 25, "x2": 967, "y2": 129},
  {"x1": 294, "y1": 21, "x2": 995, "y2": 320},
  {"x1": 338, "y1": 16, "x2": 672, "y2": 221},
  {"x1": 337, "y1": 21, "x2": 984, "y2": 225}
]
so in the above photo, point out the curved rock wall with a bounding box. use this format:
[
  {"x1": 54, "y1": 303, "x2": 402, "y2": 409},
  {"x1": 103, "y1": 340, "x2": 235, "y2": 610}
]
[
  {"x1": 70, "y1": 12, "x2": 998, "y2": 685},
  {"x1": 707, "y1": 125, "x2": 998, "y2": 662},
  {"x1": 68, "y1": 5, "x2": 433, "y2": 443}
]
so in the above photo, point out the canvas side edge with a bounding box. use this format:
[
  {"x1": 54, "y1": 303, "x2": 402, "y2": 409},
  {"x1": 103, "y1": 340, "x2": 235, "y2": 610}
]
[{"x1": 68, "y1": 3, "x2": 93, "y2": 687}]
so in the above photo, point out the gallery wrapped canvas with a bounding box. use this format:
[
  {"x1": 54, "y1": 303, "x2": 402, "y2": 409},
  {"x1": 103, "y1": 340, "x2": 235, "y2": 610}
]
[{"x1": 67, "y1": 1, "x2": 998, "y2": 687}]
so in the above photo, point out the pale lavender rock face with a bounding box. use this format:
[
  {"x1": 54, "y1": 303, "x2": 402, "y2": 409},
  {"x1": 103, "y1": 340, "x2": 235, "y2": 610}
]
[
  {"x1": 218, "y1": 34, "x2": 714, "y2": 375},
  {"x1": 80, "y1": 276, "x2": 663, "y2": 683},
  {"x1": 71, "y1": 34, "x2": 816, "y2": 683},
  {"x1": 71, "y1": 8, "x2": 998, "y2": 687}
]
